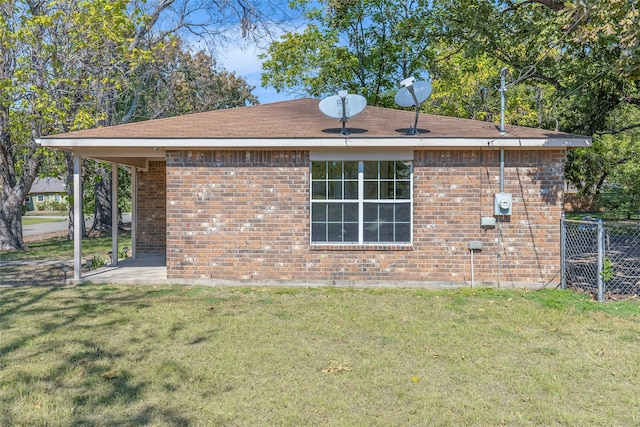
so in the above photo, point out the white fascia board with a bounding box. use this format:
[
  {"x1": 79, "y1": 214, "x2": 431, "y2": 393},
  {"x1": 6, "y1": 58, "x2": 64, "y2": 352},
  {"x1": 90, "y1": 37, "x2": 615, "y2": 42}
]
[{"x1": 37, "y1": 136, "x2": 591, "y2": 149}]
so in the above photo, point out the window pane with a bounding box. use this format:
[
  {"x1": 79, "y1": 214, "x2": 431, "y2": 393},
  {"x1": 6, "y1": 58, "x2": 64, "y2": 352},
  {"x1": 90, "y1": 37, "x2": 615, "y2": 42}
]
[
  {"x1": 380, "y1": 161, "x2": 393, "y2": 179},
  {"x1": 364, "y1": 181, "x2": 378, "y2": 199},
  {"x1": 344, "y1": 181, "x2": 358, "y2": 199},
  {"x1": 379, "y1": 181, "x2": 394, "y2": 199},
  {"x1": 395, "y1": 223, "x2": 410, "y2": 242},
  {"x1": 395, "y1": 181, "x2": 410, "y2": 199},
  {"x1": 379, "y1": 223, "x2": 394, "y2": 242},
  {"x1": 344, "y1": 161, "x2": 358, "y2": 179},
  {"x1": 363, "y1": 203, "x2": 378, "y2": 222},
  {"x1": 344, "y1": 203, "x2": 358, "y2": 221},
  {"x1": 363, "y1": 224, "x2": 378, "y2": 242},
  {"x1": 328, "y1": 181, "x2": 343, "y2": 199},
  {"x1": 364, "y1": 161, "x2": 378, "y2": 179},
  {"x1": 343, "y1": 223, "x2": 358, "y2": 242},
  {"x1": 328, "y1": 161, "x2": 343, "y2": 179},
  {"x1": 327, "y1": 203, "x2": 343, "y2": 221},
  {"x1": 379, "y1": 204, "x2": 394, "y2": 221},
  {"x1": 396, "y1": 161, "x2": 411, "y2": 179},
  {"x1": 312, "y1": 203, "x2": 327, "y2": 221},
  {"x1": 312, "y1": 162, "x2": 327, "y2": 179},
  {"x1": 311, "y1": 223, "x2": 326, "y2": 242},
  {"x1": 327, "y1": 223, "x2": 344, "y2": 242},
  {"x1": 312, "y1": 182, "x2": 326, "y2": 199},
  {"x1": 395, "y1": 203, "x2": 411, "y2": 221}
]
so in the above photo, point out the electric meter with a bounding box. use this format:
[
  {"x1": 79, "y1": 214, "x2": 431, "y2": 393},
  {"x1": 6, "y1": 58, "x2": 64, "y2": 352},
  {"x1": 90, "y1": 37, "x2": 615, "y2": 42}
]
[{"x1": 494, "y1": 193, "x2": 512, "y2": 216}]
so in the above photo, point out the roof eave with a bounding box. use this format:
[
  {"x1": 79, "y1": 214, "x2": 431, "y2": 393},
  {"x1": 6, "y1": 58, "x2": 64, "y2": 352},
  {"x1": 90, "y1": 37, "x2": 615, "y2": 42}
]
[{"x1": 37, "y1": 136, "x2": 592, "y2": 150}]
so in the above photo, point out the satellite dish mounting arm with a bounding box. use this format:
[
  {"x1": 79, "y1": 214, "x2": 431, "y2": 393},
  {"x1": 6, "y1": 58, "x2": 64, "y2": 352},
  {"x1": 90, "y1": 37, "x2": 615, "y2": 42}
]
[
  {"x1": 338, "y1": 90, "x2": 348, "y2": 136},
  {"x1": 403, "y1": 78, "x2": 421, "y2": 135},
  {"x1": 395, "y1": 76, "x2": 432, "y2": 136},
  {"x1": 407, "y1": 85, "x2": 421, "y2": 135}
]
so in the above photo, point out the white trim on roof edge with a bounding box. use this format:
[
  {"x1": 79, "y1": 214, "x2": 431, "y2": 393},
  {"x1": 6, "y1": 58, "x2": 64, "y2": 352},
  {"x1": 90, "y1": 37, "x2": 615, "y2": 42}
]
[{"x1": 37, "y1": 136, "x2": 590, "y2": 149}]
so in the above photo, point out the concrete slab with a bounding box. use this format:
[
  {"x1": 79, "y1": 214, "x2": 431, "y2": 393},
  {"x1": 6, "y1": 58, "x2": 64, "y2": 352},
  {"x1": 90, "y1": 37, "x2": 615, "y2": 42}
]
[{"x1": 77, "y1": 254, "x2": 167, "y2": 285}]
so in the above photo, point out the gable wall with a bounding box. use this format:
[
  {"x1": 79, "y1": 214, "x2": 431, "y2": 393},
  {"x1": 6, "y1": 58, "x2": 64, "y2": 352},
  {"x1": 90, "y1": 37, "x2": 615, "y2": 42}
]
[{"x1": 164, "y1": 149, "x2": 565, "y2": 287}]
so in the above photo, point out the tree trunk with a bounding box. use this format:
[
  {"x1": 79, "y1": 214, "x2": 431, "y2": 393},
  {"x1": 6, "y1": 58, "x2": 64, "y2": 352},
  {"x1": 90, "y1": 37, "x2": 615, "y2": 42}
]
[
  {"x1": 0, "y1": 201, "x2": 26, "y2": 251},
  {"x1": 92, "y1": 164, "x2": 112, "y2": 232},
  {"x1": 0, "y1": 114, "x2": 41, "y2": 250},
  {"x1": 0, "y1": 158, "x2": 41, "y2": 251}
]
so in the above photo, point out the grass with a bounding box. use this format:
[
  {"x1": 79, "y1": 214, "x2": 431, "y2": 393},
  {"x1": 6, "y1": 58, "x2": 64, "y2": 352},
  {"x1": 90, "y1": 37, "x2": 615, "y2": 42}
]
[
  {"x1": 0, "y1": 232, "x2": 132, "y2": 286},
  {"x1": 22, "y1": 217, "x2": 66, "y2": 226},
  {"x1": 2, "y1": 284, "x2": 640, "y2": 425},
  {"x1": 0, "y1": 232, "x2": 132, "y2": 262}
]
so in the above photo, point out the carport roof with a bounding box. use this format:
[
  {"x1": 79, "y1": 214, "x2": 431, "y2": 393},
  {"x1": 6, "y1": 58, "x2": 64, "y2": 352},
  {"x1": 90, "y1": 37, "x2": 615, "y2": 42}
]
[{"x1": 38, "y1": 98, "x2": 591, "y2": 168}]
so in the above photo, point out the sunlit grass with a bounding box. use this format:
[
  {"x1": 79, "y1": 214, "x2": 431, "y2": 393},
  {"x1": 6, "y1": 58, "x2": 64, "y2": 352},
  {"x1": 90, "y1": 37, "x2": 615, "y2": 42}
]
[
  {"x1": 22, "y1": 217, "x2": 66, "y2": 226},
  {"x1": 0, "y1": 232, "x2": 131, "y2": 262},
  {"x1": 0, "y1": 232, "x2": 132, "y2": 286},
  {"x1": 2, "y1": 285, "x2": 640, "y2": 425}
]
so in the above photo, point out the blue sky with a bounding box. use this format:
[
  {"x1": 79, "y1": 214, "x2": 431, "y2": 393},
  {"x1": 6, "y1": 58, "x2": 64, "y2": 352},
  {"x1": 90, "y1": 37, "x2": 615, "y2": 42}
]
[{"x1": 217, "y1": 40, "x2": 298, "y2": 105}]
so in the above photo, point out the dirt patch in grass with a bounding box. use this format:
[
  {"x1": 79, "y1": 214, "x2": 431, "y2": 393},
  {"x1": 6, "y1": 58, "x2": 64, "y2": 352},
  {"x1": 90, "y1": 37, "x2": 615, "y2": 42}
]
[{"x1": 2, "y1": 285, "x2": 640, "y2": 425}]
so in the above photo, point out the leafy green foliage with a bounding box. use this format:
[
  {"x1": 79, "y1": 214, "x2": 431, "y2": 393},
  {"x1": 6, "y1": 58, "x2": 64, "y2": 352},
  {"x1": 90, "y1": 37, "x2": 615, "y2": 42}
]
[
  {"x1": 261, "y1": 0, "x2": 640, "y2": 215},
  {"x1": 261, "y1": 0, "x2": 434, "y2": 105},
  {"x1": 2, "y1": 0, "x2": 262, "y2": 248}
]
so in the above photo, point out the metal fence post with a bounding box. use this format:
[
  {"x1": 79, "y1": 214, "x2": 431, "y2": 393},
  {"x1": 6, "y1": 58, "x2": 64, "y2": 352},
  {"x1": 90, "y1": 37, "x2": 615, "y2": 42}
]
[
  {"x1": 597, "y1": 220, "x2": 605, "y2": 302},
  {"x1": 560, "y1": 214, "x2": 566, "y2": 290}
]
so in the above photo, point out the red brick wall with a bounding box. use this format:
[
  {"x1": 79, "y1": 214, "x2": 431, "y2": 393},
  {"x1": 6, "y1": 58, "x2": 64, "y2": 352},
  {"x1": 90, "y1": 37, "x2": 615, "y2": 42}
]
[
  {"x1": 163, "y1": 149, "x2": 566, "y2": 287},
  {"x1": 136, "y1": 161, "x2": 166, "y2": 255}
]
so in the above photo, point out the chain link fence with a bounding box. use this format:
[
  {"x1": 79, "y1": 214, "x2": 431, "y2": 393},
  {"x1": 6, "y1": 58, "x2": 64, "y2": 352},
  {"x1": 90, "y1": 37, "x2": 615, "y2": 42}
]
[{"x1": 562, "y1": 217, "x2": 640, "y2": 301}]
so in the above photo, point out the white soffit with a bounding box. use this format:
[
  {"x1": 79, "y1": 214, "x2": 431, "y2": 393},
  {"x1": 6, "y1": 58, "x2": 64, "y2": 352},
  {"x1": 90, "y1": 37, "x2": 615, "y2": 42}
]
[{"x1": 38, "y1": 136, "x2": 591, "y2": 150}]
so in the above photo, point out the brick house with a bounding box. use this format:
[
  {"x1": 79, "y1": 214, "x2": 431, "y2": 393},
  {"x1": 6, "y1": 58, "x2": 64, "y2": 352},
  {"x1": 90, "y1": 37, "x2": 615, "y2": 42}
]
[{"x1": 39, "y1": 99, "x2": 590, "y2": 286}]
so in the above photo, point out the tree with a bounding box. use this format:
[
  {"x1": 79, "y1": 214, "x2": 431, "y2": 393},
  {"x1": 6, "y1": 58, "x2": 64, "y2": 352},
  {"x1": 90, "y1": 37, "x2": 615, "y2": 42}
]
[
  {"x1": 1, "y1": 0, "x2": 79, "y2": 250},
  {"x1": 124, "y1": 39, "x2": 258, "y2": 121},
  {"x1": 87, "y1": 40, "x2": 258, "y2": 233},
  {"x1": 1, "y1": 0, "x2": 288, "y2": 250},
  {"x1": 567, "y1": 0, "x2": 640, "y2": 81},
  {"x1": 0, "y1": 0, "x2": 157, "y2": 249},
  {"x1": 261, "y1": 0, "x2": 434, "y2": 105},
  {"x1": 261, "y1": 0, "x2": 640, "y2": 215}
]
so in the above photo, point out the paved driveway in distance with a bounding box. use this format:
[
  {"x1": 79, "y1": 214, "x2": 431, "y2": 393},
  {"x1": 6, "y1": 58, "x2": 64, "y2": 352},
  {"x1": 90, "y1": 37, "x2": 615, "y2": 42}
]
[
  {"x1": 22, "y1": 216, "x2": 68, "y2": 236},
  {"x1": 22, "y1": 214, "x2": 131, "y2": 236}
]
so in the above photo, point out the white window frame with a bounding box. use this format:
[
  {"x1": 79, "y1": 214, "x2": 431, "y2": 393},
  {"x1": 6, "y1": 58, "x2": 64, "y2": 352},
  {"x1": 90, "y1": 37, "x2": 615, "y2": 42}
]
[{"x1": 309, "y1": 151, "x2": 413, "y2": 246}]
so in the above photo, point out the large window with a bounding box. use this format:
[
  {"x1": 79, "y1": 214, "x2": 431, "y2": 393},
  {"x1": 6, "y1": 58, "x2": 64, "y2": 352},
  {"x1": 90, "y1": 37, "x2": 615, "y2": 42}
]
[{"x1": 311, "y1": 160, "x2": 412, "y2": 244}]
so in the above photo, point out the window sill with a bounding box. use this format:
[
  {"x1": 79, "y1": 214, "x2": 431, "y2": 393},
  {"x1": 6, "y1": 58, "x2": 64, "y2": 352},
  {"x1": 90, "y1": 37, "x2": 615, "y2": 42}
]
[{"x1": 310, "y1": 244, "x2": 413, "y2": 251}]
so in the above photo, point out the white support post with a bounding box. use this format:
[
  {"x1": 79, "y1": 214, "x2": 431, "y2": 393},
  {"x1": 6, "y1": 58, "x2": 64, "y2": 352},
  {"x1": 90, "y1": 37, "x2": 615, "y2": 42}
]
[
  {"x1": 131, "y1": 167, "x2": 137, "y2": 258},
  {"x1": 73, "y1": 154, "x2": 82, "y2": 280},
  {"x1": 112, "y1": 163, "x2": 119, "y2": 266}
]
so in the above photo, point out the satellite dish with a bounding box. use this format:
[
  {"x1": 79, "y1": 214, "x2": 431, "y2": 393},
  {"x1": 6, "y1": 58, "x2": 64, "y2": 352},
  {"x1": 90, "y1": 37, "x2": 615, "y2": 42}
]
[
  {"x1": 394, "y1": 75, "x2": 433, "y2": 135},
  {"x1": 319, "y1": 91, "x2": 367, "y2": 136}
]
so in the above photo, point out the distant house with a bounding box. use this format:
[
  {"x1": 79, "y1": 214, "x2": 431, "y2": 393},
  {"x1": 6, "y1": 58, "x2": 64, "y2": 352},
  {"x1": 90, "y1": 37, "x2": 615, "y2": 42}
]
[
  {"x1": 39, "y1": 98, "x2": 590, "y2": 287},
  {"x1": 26, "y1": 177, "x2": 67, "y2": 212}
]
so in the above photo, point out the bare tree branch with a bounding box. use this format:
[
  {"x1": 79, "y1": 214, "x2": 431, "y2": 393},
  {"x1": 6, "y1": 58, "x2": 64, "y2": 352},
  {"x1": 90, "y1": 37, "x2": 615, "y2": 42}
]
[{"x1": 597, "y1": 123, "x2": 640, "y2": 136}]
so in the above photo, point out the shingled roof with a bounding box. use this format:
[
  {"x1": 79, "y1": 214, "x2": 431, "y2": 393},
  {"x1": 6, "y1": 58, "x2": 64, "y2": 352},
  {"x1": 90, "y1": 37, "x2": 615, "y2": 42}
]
[
  {"x1": 43, "y1": 98, "x2": 588, "y2": 140},
  {"x1": 38, "y1": 98, "x2": 590, "y2": 168}
]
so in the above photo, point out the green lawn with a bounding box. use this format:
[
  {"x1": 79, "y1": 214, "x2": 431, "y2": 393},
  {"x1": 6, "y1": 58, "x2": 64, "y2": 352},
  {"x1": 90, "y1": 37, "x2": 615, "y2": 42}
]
[
  {"x1": 22, "y1": 217, "x2": 66, "y2": 226},
  {"x1": 0, "y1": 232, "x2": 132, "y2": 262},
  {"x1": 1, "y1": 233, "x2": 133, "y2": 286},
  {"x1": 2, "y1": 285, "x2": 640, "y2": 425}
]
